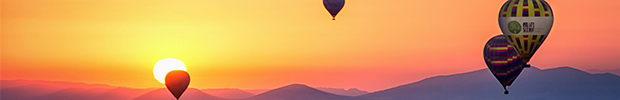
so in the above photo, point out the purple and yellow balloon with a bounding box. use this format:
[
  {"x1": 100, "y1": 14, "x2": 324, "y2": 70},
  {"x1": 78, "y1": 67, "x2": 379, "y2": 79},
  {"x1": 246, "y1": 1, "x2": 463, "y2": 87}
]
[
  {"x1": 498, "y1": 0, "x2": 554, "y2": 67},
  {"x1": 484, "y1": 35, "x2": 525, "y2": 94}
]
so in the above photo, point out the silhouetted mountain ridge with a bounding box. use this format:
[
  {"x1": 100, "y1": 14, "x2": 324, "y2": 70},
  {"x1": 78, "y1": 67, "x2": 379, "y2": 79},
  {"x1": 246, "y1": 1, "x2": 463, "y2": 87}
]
[
  {"x1": 0, "y1": 84, "x2": 69, "y2": 100},
  {"x1": 0, "y1": 80, "x2": 368, "y2": 100},
  {"x1": 31, "y1": 88, "x2": 110, "y2": 100},
  {"x1": 133, "y1": 88, "x2": 227, "y2": 100},
  {"x1": 202, "y1": 88, "x2": 255, "y2": 99},
  {"x1": 3, "y1": 66, "x2": 619, "y2": 100},
  {"x1": 247, "y1": 84, "x2": 368, "y2": 100},
  {"x1": 315, "y1": 87, "x2": 369, "y2": 96},
  {"x1": 359, "y1": 66, "x2": 620, "y2": 100},
  {"x1": 93, "y1": 87, "x2": 154, "y2": 100},
  {"x1": 586, "y1": 68, "x2": 620, "y2": 76}
]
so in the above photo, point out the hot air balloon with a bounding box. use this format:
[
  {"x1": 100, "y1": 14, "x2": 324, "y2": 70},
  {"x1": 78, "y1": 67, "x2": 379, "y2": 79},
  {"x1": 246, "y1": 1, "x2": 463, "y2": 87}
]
[
  {"x1": 323, "y1": 0, "x2": 345, "y2": 20},
  {"x1": 498, "y1": 0, "x2": 553, "y2": 67},
  {"x1": 165, "y1": 70, "x2": 190, "y2": 100},
  {"x1": 484, "y1": 35, "x2": 525, "y2": 94}
]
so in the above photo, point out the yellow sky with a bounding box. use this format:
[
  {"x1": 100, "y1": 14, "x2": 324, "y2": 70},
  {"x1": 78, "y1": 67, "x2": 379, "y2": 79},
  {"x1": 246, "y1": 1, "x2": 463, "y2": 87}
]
[{"x1": 2, "y1": 0, "x2": 620, "y2": 91}]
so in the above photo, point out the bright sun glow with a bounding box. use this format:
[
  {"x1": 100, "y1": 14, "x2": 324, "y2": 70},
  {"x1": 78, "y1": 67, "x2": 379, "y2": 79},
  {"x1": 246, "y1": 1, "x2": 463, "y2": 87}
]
[{"x1": 153, "y1": 58, "x2": 187, "y2": 84}]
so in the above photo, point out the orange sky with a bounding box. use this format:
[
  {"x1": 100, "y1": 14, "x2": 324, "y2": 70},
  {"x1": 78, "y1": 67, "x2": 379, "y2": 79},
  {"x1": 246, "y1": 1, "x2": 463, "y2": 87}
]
[{"x1": 2, "y1": 0, "x2": 620, "y2": 92}]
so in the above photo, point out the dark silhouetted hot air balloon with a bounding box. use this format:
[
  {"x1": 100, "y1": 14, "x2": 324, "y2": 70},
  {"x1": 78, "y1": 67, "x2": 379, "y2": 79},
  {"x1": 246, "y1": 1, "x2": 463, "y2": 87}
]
[
  {"x1": 484, "y1": 35, "x2": 525, "y2": 94},
  {"x1": 165, "y1": 70, "x2": 190, "y2": 100},
  {"x1": 323, "y1": 0, "x2": 345, "y2": 20},
  {"x1": 498, "y1": 0, "x2": 554, "y2": 67}
]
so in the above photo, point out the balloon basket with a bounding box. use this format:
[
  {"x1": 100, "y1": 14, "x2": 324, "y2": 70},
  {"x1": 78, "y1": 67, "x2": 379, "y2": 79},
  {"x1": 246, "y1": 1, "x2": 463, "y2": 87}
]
[{"x1": 524, "y1": 64, "x2": 531, "y2": 68}]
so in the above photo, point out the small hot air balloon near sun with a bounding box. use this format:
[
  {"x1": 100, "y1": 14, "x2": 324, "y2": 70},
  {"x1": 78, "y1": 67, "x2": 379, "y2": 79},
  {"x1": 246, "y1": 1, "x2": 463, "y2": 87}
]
[
  {"x1": 323, "y1": 0, "x2": 345, "y2": 20},
  {"x1": 498, "y1": 0, "x2": 554, "y2": 67},
  {"x1": 166, "y1": 70, "x2": 190, "y2": 100},
  {"x1": 484, "y1": 35, "x2": 525, "y2": 94},
  {"x1": 153, "y1": 58, "x2": 190, "y2": 100}
]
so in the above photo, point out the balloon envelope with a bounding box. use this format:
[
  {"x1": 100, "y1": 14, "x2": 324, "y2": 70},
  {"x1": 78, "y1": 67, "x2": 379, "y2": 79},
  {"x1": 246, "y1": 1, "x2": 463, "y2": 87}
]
[
  {"x1": 323, "y1": 0, "x2": 345, "y2": 20},
  {"x1": 484, "y1": 35, "x2": 525, "y2": 90},
  {"x1": 165, "y1": 70, "x2": 190, "y2": 100},
  {"x1": 498, "y1": 0, "x2": 553, "y2": 63}
]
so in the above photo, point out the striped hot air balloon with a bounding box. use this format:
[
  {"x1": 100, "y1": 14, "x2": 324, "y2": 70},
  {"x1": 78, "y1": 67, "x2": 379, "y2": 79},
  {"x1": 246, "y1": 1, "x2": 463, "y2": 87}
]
[
  {"x1": 484, "y1": 35, "x2": 525, "y2": 94},
  {"x1": 323, "y1": 0, "x2": 345, "y2": 20},
  {"x1": 498, "y1": 0, "x2": 553, "y2": 65}
]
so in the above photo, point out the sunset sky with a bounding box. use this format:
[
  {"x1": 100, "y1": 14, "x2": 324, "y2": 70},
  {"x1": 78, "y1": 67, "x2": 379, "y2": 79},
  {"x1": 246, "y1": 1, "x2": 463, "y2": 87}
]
[{"x1": 2, "y1": 0, "x2": 620, "y2": 92}]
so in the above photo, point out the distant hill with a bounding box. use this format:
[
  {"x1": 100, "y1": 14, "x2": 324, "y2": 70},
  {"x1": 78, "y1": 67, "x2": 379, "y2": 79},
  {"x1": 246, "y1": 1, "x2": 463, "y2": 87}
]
[
  {"x1": 586, "y1": 68, "x2": 620, "y2": 76},
  {"x1": 1, "y1": 84, "x2": 71, "y2": 100},
  {"x1": 92, "y1": 87, "x2": 154, "y2": 100},
  {"x1": 0, "y1": 80, "x2": 119, "y2": 100},
  {"x1": 241, "y1": 87, "x2": 369, "y2": 97},
  {"x1": 359, "y1": 67, "x2": 620, "y2": 100},
  {"x1": 0, "y1": 80, "x2": 368, "y2": 100},
  {"x1": 247, "y1": 84, "x2": 368, "y2": 100},
  {"x1": 133, "y1": 88, "x2": 227, "y2": 100},
  {"x1": 30, "y1": 88, "x2": 110, "y2": 100},
  {"x1": 243, "y1": 89, "x2": 270, "y2": 95},
  {"x1": 202, "y1": 88, "x2": 255, "y2": 99},
  {"x1": 315, "y1": 87, "x2": 369, "y2": 96},
  {"x1": 3, "y1": 66, "x2": 619, "y2": 100}
]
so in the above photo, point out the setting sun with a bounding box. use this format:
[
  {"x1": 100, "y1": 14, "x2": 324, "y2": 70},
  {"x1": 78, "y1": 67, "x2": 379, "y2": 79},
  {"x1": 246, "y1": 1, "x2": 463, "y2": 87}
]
[{"x1": 153, "y1": 58, "x2": 187, "y2": 84}]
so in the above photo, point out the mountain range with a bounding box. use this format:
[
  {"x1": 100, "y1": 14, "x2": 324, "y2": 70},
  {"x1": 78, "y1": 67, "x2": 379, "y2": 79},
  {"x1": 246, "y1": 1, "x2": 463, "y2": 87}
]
[
  {"x1": 201, "y1": 88, "x2": 256, "y2": 99},
  {"x1": 2, "y1": 66, "x2": 619, "y2": 100},
  {"x1": 360, "y1": 67, "x2": 620, "y2": 100},
  {"x1": 134, "y1": 88, "x2": 227, "y2": 100},
  {"x1": 244, "y1": 84, "x2": 367, "y2": 100},
  {"x1": 586, "y1": 68, "x2": 620, "y2": 76},
  {"x1": 315, "y1": 87, "x2": 369, "y2": 96}
]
